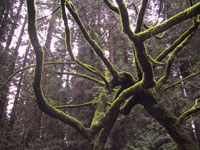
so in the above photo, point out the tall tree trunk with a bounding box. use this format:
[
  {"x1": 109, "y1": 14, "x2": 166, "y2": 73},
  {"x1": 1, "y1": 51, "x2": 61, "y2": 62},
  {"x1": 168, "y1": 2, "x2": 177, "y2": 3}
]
[
  {"x1": 109, "y1": 12, "x2": 115, "y2": 64},
  {"x1": 0, "y1": 16, "x2": 27, "y2": 126},
  {"x1": 194, "y1": 118, "x2": 200, "y2": 148},
  {"x1": 8, "y1": 45, "x2": 30, "y2": 130},
  {"x1": 0, "y1": 0, "x2": 12, "y2": 45},
  {"x1": 5, "y1": 0, "x2": 24, "y2": 50},
  {"x1": 0, "y1": 9, "x2": 27, "y2": 127}
]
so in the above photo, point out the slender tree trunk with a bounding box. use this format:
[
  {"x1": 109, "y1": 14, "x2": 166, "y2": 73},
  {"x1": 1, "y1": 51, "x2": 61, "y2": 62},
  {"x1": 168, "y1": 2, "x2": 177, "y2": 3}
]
[
  {"x1": 194, "y1": 118, "x2": 200, "y2": 148},
  {"x1": 109, "y1": 12, "x2": 115, "y2": 64},
  {"x1": 8, "y1": 45, "x2": 30, "y2": 130},
  {"x1": 0, "y1": 6, "x2": 26, "y2": 127},
  {"x1": 5, "y1": 0, "x2": 24, "y2": 50}
]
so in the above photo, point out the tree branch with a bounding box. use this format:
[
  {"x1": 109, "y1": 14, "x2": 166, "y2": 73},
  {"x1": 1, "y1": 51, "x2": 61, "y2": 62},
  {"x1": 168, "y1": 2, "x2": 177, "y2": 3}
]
[
  {"x1": 103, "y1": 0, "x2": 119, "y2": 14},
  {"x1": 56, "y1": 72, "x2": 105, "y2": 86},
  {"x1": 156, "y1": 29, "x2": 196, "y2": 89},
  {"x1": 160, "y1": 70, "x2": 200, "y2": 95},
  {"x1": 137, "y1": 2, "x2": 200, "y2": 40},
  {"x1": 0, "y1": 62, "x2": 74, "y2": 91},
  {"x1": 179, "y1": 98, "x2": 200, "y2": 123},
  {"x1": 27, "y1": 0, "x2": 89, "y2": 139},
  {"x1": 54, "y1": 101, "x2": 94, "y2": 109},
  {"x1": 115, "y1": 0, "x2": 135, "y2": 40},
  {"x1": 64, "y1": 0, "x2": 119, "y2": 79},
  {"x1": 116, "y1": 0, "x2": 155, "y2": 88},
  {"x1": 90, "y1": 81, "x2": 142, "y2": 135},
  {"x1": 156, "y1": 23, "x2": 199, "y2": 62},
  {"x1": 61, "y1": 1, "x2": 110, "y2": 89},
  {"x1": 135, "y1": 0, "x2": 148, "y2": 33}
]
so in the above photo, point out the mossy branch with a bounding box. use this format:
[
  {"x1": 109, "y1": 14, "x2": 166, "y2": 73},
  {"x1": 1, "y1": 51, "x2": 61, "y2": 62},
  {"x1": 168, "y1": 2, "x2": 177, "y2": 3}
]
[
  {"x1": 90, "y1": 81, "x2": 142, "y2": 135},
  {"x1": 55, "y1": 101, "x2": 94, "y2": 109},
  {"x1": 64, "y1": 0, "x2": 119, "y2": 79},
  {"x1": 156, "y1": 23, "x2": 199, "y2": 62},
  {"x1": 116, "y1": 0, "x2": 155, "y2": 88},
  {"x1": 103, "y1": 0, "x2": 119, "y2": 14},
  {"x1": 179, "y1": 98, "x2": 200, "y2": 123},
  {"x1": 61, "y1": 0, "x2": 110, "y2": 89},
  {"x1": 137, "y1": 2, "x2": 200, "y2": 40},
  {"x1": 61, "y1": 0, "x2": 74, "y2": 61},
  {"x1": 160, "y1": 70, "x2": 200, "y2": 95},
  {"x1": 135, "y1": 0, "x2": 148, "y2": 33},
  {"x1": 27, "y1": 0, "x2": 89, "y2": 138},
  {"x1": 156, "y1": 30, "x2": 196, "y2": 89},
  {"x1": 0, "y1": 62, "x2": 73, "y2": 91},
  {"x1": 56, "y1": 72, "x2": 105, "y2": 86},
  {"x1": 115, "y1": 0, "x2": 135, "y2": 40}
]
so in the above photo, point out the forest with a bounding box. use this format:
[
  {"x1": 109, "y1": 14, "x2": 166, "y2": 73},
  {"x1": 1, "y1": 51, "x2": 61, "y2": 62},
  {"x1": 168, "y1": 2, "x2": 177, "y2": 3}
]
[{"x1": 0, "y1": 0, "x2": 200, "y2": 150}]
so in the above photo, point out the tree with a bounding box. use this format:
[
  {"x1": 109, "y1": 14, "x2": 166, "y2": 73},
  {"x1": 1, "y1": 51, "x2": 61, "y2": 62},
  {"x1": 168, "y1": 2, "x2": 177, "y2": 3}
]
[{"x1": 24, "y1": 0, "x2": 200, "y2": 149}]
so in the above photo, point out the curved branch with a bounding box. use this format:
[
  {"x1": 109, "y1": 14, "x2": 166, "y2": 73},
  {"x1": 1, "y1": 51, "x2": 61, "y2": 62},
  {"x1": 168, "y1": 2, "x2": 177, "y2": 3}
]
[
  {"x1": 179, "y1": 98, "x2": 200, "y2": 123},
  {"x1": 137, "y1": 2, "x2": 200, "y2": 40},
  {"x1": 90, "y1": 81, "x2": 142, "y2": 135},
  {"x1": 64, "y1": 1, "x2": 119, "y2": 79},
  {"x1": 27, "y1": 0, "x2": 89, "y2": 138},
  {"x1": 116, "y1": 0, "x2": 155, "y2": 88},
  {"x1": 56, "y1": 72, "x2": 105, "y2": 86},
  {"x1": 103, "y1": 0, "x2": 119, "y2": 14},
  {"x1": 60, "y1": 1, "x2": 110, "y2": 89}
]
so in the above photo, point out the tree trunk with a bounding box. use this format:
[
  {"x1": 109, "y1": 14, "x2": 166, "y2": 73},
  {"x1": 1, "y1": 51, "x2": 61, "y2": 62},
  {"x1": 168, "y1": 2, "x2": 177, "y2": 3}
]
[
  {"x1": 5, "y1": 0, "x2": 24, "y2": 50},
  {"x1": 194, "y1": 118, "x2": 200, "y2": 148},
  {"x1": 8, "y1": 45, "x2": 30, "y2": 130}
]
